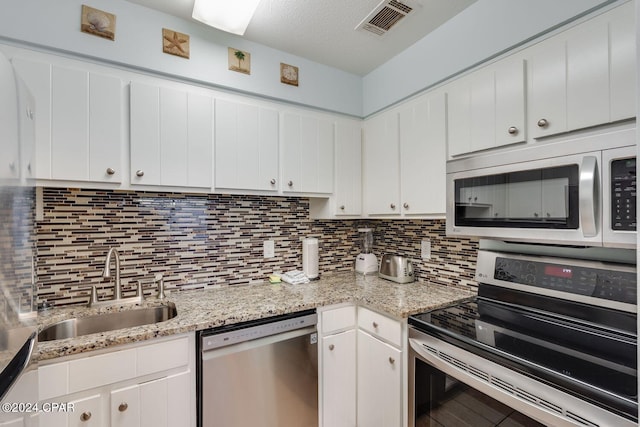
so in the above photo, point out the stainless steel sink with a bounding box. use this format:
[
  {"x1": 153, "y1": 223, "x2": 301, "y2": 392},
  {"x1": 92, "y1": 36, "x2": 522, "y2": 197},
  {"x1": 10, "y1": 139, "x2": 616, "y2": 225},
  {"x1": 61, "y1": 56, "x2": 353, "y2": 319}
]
[{"x1": 38, "y1": 303, "x2": 177, "y2": 342}]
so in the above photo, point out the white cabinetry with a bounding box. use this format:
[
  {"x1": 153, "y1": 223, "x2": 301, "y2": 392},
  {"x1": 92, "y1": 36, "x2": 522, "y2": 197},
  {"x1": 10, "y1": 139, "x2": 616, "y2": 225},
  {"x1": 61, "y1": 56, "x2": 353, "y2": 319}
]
[
  {"x1": 364, "y1": 92, "x2": 447, "y2": 217},
  {"x1": 0, "y1": 52, "x2": 20, "y2": 182},
  {"x1": 281, "y1": 111, "x2": 334, "y2": 194},
  {"x1": 214, "y1": 98, "x2": 279, "y2": 192},
  {"x1": 38, "y1": 334, "x2": 195, "y2": 427},
  {"x1": 130, "y1": 81, "x2": 213, "y2": 189},
  {"x1": 356, "y1": 307, "x2": 405, "y2": 427},
  {"x1": 318, "y1": 305, "x2": 357, "y2": 427},
  {"x1": 447, "y1": 57, "x2": 526, "y2": 157},
  {"x1": 0, "y1": 369, "x2": 38, "y2": 427},
  {"x1": 11, "y1": 58, "x2": 123, "y2": 183},
  {"x1": 363, "y1": 109, "x2": 400, "y2": 215},
  {"x1": 529, "y1": 1, "x2": 635, "y2": 138}
]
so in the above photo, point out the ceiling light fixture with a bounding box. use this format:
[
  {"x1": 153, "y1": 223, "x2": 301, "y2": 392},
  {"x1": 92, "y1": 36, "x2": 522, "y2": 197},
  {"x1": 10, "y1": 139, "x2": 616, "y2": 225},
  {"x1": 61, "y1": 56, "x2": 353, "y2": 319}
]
[{"x1": 192, "y1": 0, "x2": 261, "y2": 36}]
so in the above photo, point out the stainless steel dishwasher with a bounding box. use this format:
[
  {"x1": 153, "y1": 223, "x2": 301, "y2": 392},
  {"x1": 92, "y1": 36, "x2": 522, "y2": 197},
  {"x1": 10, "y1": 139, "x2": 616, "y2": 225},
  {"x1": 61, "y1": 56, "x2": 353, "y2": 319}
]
[{"x1": 197, "y1": 310, "x2": 318, "y2": 427}]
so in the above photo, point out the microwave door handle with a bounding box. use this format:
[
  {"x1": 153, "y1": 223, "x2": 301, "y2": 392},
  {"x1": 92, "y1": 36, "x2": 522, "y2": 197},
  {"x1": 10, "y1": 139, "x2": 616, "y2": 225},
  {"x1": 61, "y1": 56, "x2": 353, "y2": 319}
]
[{"x1": 579, "y1": 156, "x2": 599, "y2": 237}]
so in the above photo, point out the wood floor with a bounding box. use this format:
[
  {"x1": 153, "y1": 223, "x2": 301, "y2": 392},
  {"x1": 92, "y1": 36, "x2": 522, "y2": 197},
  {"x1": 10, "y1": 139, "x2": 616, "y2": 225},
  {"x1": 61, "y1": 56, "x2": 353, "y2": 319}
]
[{"x1": 416, "y1": 383, "x2": 546, "y2": 427}]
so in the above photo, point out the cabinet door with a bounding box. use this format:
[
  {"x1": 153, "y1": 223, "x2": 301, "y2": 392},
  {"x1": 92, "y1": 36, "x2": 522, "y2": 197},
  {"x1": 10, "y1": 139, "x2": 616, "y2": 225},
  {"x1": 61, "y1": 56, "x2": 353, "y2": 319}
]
[
  {"x1": 322, "y1": 330, "x2": 356, "y2": 427},
  {"x1": 609, "y1": 2, "x2": 636, "y2": 122},
  {"x1": 399, "y1": 92, "x2": 446, "y2": 215},
  {"x1": 529, "y1": 38, "x2": 567, "y2": 138},
  {"x1": 159, "y1": 87, "x2": 189, "y2": 186},
  {"x1": 167, "y1": 371, "x2": 192, "y2": 427},
  {"x1": 469, "y1": 67, "x2": 495, "y2": 153},
  {"x1": 446, "y1": 78, "x2": 471, "y2": 157},
  {"x1": 111, "y1": 384, "x2": 140, "y2": 427},
  {"x1": 214, "y1": 99, "x2": 279, "y2": 191},
  {"x1": 0, "y1": 52, "x2": 20, "y2": 181},
  {"x1": 282, "y1": 112, "x2": 334, "y2": 194},
  {"x1": 88, "y1": 73, "x2": 122, "y2": 182},
  {"x1": 363, "y1": 111, "x2": 400, "y2": 215},
  {"x1": 495, "y1": 58, "x2": 526, "y2": 147},
  {"x1": 11, "y1": 57, "x2": 52, "y2": 180},
  {"x1": 187, "y1": 92, "x2": 213, "y2": 188},
  {"x1": 130, "y1": 82, "x2": 161, "y2": 184},
  {"x1": 140, "y1": 377, "x2": 168, "y2": 427},
  {"x1": 566, "y1": 19, "x2": 609, "y2": 131},
  {"x1": 68, "y1": 394, "x2": 102, "y2": 427},
  {"x1": 357, "y1": 331, "x2": 402, "y2": 427},
  {"x1": 334, "y1": 119, "x2": 362, "y2": 215}
]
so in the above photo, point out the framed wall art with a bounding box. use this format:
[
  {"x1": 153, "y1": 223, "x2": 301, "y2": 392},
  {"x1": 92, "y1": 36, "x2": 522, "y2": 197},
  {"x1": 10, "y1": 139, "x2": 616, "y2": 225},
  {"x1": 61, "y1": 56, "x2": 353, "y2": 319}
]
[
  {"x1": 162, "y1": 28, "x2": 190, "y2": 59},
  {"x1": 280, "y1": 63, "x2": 299, "y2": 87},
  {"x1": 81, "y1": 5, "x2": 116, "y2": 40},
  {"x1": 228, "y1": 48, "x2": 251, "y2": 74}
]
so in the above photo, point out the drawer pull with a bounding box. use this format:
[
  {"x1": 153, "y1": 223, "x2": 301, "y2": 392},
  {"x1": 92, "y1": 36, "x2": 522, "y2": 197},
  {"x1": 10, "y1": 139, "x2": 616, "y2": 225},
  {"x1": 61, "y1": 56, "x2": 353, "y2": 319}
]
[
  {"x1": 389, "y1": 357, "x2": 395, "y2": 364},
  {"x1": 106, "y1": 167, "x2": 116, "y2": 175},
  {"x1": 537, "y1": 118, "x2": 549, "y2": 128},
  {"x1": 508, "y1": 126, "x2": 518, "y2": 135},
  {"x1": 135, "y1": 170, "x2": 144, "y2": 177},
  {"x1": 372, "y1": 322, "x2": 378, "y2": 328},
  {"x1": 119, "y1": 402, "x2": 128, "y2": 412},
  {"x1": 329, "y1": 344, "x2": 335, "y2": 351},
  {"x1": 80, "y1": 411, "x2": 92, "y2": 422},
  {"x1": 270, "y1": 178, "x2": 276, "y2": 185}
]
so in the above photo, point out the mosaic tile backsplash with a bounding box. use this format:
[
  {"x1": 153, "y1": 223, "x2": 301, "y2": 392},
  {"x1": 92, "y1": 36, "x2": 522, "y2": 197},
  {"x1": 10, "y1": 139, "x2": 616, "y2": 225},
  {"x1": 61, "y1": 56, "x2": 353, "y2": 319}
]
[{"x1": 36, "y1": 188, "x2": 478, "y2": 307}]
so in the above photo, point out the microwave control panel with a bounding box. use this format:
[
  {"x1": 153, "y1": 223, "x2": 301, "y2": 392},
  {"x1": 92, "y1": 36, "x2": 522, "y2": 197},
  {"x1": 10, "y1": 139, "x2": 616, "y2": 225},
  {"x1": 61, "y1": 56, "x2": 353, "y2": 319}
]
[{"x1": 611, "y1": 157, "x2": 636, "y2": 231}]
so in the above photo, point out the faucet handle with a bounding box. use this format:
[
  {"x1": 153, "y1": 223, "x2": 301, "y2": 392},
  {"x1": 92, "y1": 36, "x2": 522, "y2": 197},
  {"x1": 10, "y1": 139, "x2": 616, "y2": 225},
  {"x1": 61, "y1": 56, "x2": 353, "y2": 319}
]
[
  {"x1": 137, "y1": 281, "x2": 145, "y2": 301},
  {"x1": 155, "y1": 274, "x2": 166, "y2": 300},
  {"x1": 88, "y1": 285, "x2": 99, "y2": 307}
]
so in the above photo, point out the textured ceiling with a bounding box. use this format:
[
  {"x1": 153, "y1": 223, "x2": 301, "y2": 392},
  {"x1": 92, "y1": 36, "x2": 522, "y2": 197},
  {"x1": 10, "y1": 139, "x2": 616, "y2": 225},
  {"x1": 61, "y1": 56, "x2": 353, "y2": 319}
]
[{"x1": 125, "y1": 0, "x2": 477, "y2": 75}]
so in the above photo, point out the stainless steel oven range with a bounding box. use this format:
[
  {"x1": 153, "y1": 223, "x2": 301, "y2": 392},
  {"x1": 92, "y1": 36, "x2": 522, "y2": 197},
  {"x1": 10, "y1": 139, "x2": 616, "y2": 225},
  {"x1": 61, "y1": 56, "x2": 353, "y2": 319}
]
[{"x1": 408, "y1": 247, "x2": 636, "y2": 427}]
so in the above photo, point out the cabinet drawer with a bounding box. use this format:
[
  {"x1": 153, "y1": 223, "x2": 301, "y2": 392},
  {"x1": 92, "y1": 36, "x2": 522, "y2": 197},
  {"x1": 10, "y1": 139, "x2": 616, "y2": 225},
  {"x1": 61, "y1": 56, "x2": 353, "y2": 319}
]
[
  {"x1": 321, "y1": 306, "x2": 356, "y2": 334},
  {"x1": 137, "y1": 336, "x2": 189, "y2": 376},
  {"x1": 69, "y1": 349, "x2": 137, "y2": 394},
  {"x1": 357, "y1": 307, "x2": 401, "y2": 347}
]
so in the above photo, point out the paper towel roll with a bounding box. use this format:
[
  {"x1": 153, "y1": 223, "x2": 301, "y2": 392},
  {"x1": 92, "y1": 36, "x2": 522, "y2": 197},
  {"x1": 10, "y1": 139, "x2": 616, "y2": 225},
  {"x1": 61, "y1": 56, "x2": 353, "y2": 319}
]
[{"x1": 302, "y1": 238, "x2": 319, "y2": 279}]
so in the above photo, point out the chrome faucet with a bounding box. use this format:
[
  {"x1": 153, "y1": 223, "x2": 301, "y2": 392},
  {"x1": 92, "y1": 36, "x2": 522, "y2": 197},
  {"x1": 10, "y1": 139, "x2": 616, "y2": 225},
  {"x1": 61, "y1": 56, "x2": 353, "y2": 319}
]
[{"x1": 102, "y1": 247, "x2": 122, "y2": 300}]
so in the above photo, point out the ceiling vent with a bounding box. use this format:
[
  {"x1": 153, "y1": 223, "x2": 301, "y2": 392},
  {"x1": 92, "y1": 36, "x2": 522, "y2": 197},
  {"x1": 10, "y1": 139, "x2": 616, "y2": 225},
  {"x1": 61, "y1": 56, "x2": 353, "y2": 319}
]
[{"x1": 356, "y1": 0, "x2": 415, "y2": 36}]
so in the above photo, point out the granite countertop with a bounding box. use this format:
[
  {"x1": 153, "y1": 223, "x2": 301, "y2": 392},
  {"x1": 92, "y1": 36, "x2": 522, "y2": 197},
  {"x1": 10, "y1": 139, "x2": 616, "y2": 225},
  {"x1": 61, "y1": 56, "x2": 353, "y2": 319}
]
[{"x1": 36, "y1": 272, "x2": 475, "y2": 361}]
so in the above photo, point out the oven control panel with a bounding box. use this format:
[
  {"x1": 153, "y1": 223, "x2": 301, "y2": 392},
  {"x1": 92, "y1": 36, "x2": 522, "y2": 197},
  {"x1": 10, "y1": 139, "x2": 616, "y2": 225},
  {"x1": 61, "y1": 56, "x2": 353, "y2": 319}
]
[
  {"x1": 611, "y1": 157, "x2": 636, "y2": 231},
  {"x1": 493, "y1": 257, "x2": 636, "y2": 305}
]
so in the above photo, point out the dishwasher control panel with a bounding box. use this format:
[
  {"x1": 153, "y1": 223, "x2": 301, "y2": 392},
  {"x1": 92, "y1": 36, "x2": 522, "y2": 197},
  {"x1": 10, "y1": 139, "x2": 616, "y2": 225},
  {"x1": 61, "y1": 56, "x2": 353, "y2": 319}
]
[{"x1": 200, "y1": 311, "x2": 317, "y2": 351}]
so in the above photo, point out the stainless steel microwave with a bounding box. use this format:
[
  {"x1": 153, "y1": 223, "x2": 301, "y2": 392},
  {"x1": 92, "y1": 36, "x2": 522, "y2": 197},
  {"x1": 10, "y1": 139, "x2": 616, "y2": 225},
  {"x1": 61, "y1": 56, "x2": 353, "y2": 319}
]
[{"x1": 446, "y1": 126, "x2": 636, "y2": 248}]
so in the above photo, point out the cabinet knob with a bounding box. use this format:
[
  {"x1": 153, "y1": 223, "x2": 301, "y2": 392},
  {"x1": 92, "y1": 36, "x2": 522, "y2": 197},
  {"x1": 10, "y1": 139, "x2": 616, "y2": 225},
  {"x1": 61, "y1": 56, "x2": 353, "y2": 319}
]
[
  {"x1": 288, "y1": 180, "x2": 293, "y2": 187},
  {"x1": 403, "y1": 203, "x2": 409, "y2": 209},
  {"x1": 27, "y1": 163, "x2": 32, "y2": 173},
  {"x1": 390, "y1": 203, "x2": 396, "y2": 210},
  {"x1": 26, "y1": 108, "x2": 34, "y2": 120},
  {"x1": 340, "y1": 205, "x2": 345, "y2": 210},
  {"x1": 9, "y1": 162, "x2": 15, "y2": 171},
  {"x1": 136, "y1": 170, "x2": 144, "y2": 177},
  {"x1": 508, "y1": 126, "x2": 518, "y2": 135},
  {"x1": 329, "y1": 344, "x2": 335, "y2": 351},
  {"x1": 372, "y1": 321, "x2": 379, "y2": 328},
  {"x1": 106, "y1": 167, "x2": 116, "y2": 175},
  {"x1": 118, "y1": 402, "x2": 128, "y2": 412},
  {"x1": 389, "y1": 357, "x2": 395, "y2": 364},
  {"x1": 533, "y1": 212, "x2": 539, "y2": 217},
  {"x1": 80, "y1": 411, "x2": 92, "y2": 422},
  {"x1": 537, "y1": 118, "x2": 549, "y2": 128},
  {"x1": 270, "y1": 178, "x2": 276, "y2": 185}
]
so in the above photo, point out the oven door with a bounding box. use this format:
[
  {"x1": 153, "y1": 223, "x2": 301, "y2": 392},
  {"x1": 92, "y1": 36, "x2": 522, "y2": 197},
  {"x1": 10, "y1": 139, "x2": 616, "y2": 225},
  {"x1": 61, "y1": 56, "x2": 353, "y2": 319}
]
[
  {"x1": 446, "y1": 152, "x2": 603, "y2": 246},
  {"x1": 408, "y1": 327, "x2": 637, "y2": 427}
]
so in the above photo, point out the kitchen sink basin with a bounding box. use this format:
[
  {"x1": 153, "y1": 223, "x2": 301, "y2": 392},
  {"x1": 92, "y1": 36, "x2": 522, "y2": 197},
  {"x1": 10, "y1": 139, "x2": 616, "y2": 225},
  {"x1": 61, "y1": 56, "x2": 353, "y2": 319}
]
[{"x1": 38, "y1": 303, "x2": 177, "y2": 342}]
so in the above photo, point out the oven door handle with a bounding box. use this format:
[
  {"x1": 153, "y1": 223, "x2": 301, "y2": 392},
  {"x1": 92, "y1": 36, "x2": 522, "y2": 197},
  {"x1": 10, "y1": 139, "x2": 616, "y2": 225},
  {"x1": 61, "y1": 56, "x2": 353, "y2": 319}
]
[{"x1": 579, "y1": 156, "x2": 599, "y2": 238}]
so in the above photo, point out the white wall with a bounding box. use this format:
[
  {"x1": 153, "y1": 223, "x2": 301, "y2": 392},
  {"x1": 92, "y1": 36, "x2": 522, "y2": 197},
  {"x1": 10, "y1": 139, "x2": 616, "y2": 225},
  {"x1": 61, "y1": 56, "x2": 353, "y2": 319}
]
[
  {"x1": 0, "y1": 0, "x2": 363, "y2": 116},
  {"x1": 362, "y1": 0, "x2": 619, "y2": 116}
]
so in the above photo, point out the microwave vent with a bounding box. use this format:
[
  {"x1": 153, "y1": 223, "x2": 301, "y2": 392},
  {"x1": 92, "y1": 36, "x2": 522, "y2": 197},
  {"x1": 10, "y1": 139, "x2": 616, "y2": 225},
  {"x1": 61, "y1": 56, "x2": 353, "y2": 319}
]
[{"x1": 356, "y1": 0, "x2": 415, "y2": 36}]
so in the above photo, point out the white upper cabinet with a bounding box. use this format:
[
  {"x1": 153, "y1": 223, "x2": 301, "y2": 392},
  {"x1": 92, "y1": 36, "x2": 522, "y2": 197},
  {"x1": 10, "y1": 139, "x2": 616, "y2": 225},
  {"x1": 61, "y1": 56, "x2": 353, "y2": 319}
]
[
  {"x1": 530, "y1": 1, "x2": 635, "y2": 139},
  {"x1": 399, "y1": 91, "x2": 447, "y2": 215},
  {"x1": 12, "y1": 58, "x2": 123, "y2": 183},
  {"x1": 214, "y1": 98, "x2": 279, "y2": 192},
  {"x1": 334, "y1": 118, "x2": 362, "y2": 216},
  {"x1": 0, "y1": 52, "x2": 20, "y2": 182},
  {"x1": 281, "y1": 111, "x2": 334, "y2": 194},
  {"x1": 363, "y1": 109, "x2": 400, "y2": 215},
  {"x1": 447, "y1": 57, "x2": 526, "y2": 157},
  {"x1": 130, "y1": 81, "x2": 213, "y2": 188}
]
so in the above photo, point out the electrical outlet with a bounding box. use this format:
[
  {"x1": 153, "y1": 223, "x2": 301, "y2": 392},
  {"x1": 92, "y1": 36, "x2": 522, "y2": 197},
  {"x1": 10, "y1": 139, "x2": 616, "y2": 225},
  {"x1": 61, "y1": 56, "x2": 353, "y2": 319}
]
[
  {"x1": 421, "y1": 239, "x2": 431, "y2": 260},
  {"x1": 263, "y1": 240, "x2": 275, "y2": 258}
]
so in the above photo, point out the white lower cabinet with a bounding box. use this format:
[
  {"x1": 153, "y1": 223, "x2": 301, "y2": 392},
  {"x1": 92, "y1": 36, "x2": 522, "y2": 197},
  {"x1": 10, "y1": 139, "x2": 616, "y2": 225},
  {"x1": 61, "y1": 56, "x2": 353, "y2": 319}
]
[
  {"x1": 319, "y1": 305, "x2": 406, "y2": 427},
  {"x1": 38, "y1": 334, "x2": 195, "y2": 427}
]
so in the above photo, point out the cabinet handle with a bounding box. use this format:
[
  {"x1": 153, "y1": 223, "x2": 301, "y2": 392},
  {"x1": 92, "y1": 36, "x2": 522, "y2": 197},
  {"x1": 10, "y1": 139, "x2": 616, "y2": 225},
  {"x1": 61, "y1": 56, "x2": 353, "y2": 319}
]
[
  {"x1": 119, "y1": 402, "x2": 128, "y2": 412},
  {"x1": 389, "y1": 357, "x2": 395, "y2": 364},
  {"x1": 533, "y1": 212, "x2": 539, "y2": 217},
  {"x1": 80, "y1": 412, "x2": 92, "y2": 422},
  {"x1": 508, "y1": 126, "x2": 518, "y2": 135},
  {"x1": 288, "y1": 180, "x2": 293, "y2": 187},
  {"x1": 106, "y1": 167, "x2": 116, "y2": 175},
  {"x1": 537, "y1": 118, "x2": 549, "y2": 128},
  {"x1": 9, "y1": 162, "x2": 15, "y2": 171},
  {"x1": 26, "y1": 108, "x2": 34, "y2": 120},
  {"x1": 27, "y1": 163, "x2": 32, "y2": 173},
  {"x1": 329, "y1": 344, "x2": 335, "y2": 351},
  {"x1": 372, "y1": 321, "x2": 378, "y2": 328},
  {"x1": 270, "y1": 178, "x2": 276, "y2": 185},
  {"x1": 403, "y1": 203, "x2": 409, "y2": 210},
  {"x1": 390, "y1": 203, "x2": 396, "y2": 210},
  {"x1": 136, "y1": 170, "x2": 144, "y2": 177},
  {"x1": 340, "y1": 205, "x2": 345, "y2": 210}
]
